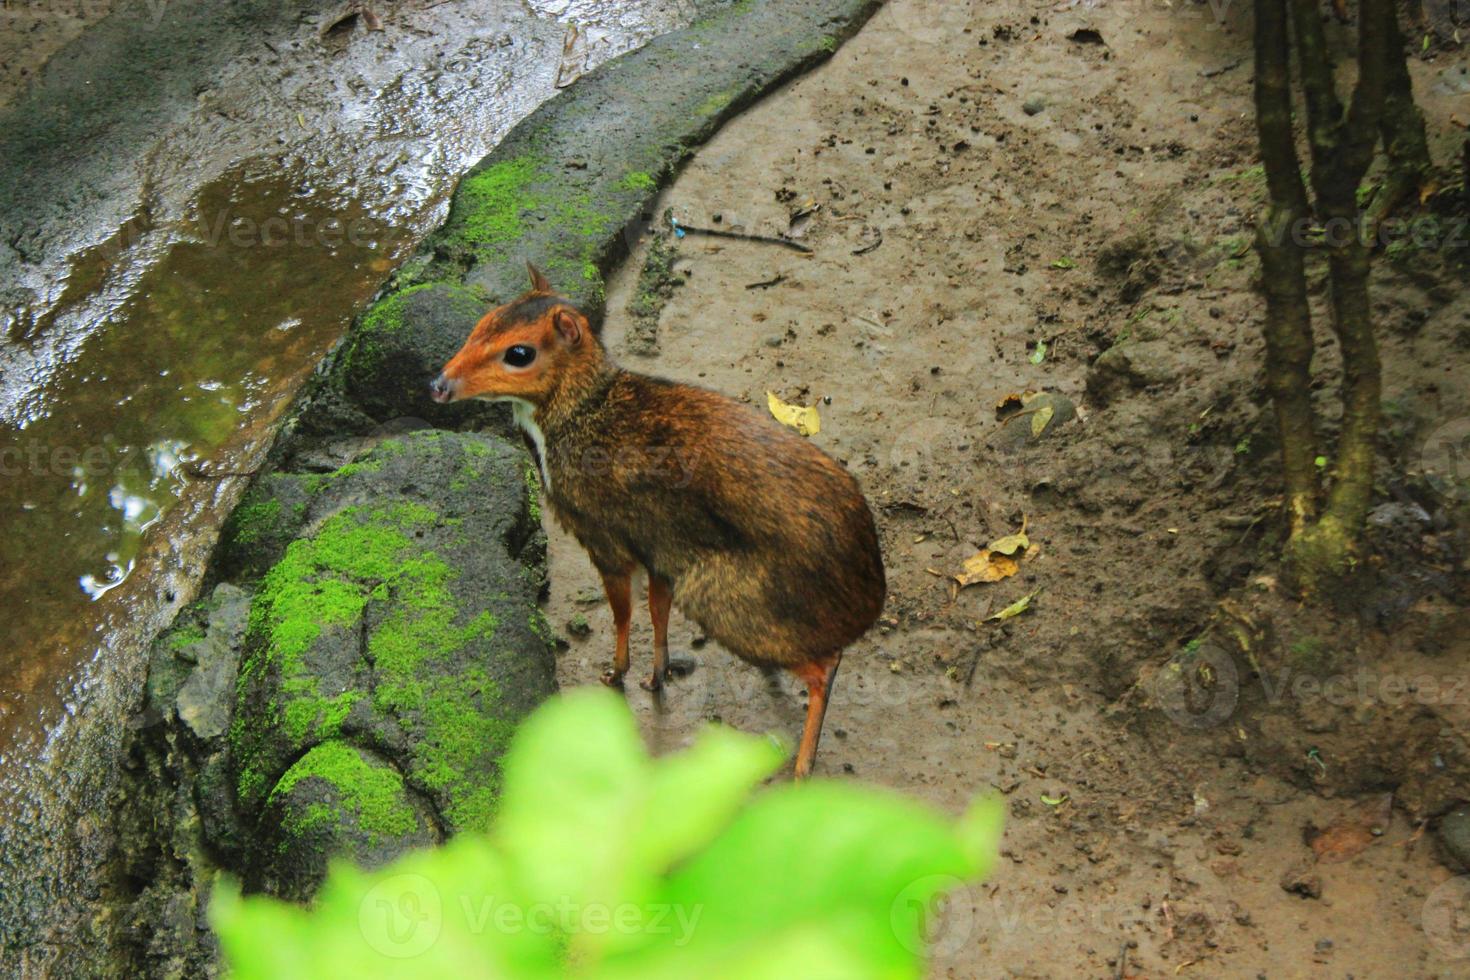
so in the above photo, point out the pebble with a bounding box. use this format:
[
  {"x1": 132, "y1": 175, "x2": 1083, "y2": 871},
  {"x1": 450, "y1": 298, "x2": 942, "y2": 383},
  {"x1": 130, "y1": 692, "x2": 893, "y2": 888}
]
[
  {"x1": 1437, "y1": 804, "x2": 1470, "y2": 870},
  {"x1": 1022, "y1": 96, "x2": 1046, "y2": 116}
]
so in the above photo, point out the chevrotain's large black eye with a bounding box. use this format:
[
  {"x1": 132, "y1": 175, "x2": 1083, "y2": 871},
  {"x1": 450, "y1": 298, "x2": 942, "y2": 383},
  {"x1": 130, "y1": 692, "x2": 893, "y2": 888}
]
[{"x1": 503, "y1": 345, "x2": 537, "y2": 368}]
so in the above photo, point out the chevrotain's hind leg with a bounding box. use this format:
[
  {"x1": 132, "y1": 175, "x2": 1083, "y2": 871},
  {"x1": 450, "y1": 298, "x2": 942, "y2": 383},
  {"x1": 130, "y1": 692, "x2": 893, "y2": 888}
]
[
  {"x1": 599, "y1": 568, "x2": 633, "y2": 687},
  {"x1": 792, "y1": 653, "x2": 842, "y2": 780},
  {"x1": 641, "y1": 573, "x2": 673, "y2": 692}
]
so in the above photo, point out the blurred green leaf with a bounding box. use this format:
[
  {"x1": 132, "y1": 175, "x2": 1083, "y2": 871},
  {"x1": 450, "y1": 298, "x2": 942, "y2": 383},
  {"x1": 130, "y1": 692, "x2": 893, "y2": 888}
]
[{"x1": 213, "y1": 689, "x2": 1000, "y2": 979}]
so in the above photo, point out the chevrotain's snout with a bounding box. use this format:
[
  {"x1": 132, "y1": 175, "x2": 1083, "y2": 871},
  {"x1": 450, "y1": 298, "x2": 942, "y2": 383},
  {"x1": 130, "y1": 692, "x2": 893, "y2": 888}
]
[{"x1": 429, "y1": 374, "x2": 455, "y2": 404}]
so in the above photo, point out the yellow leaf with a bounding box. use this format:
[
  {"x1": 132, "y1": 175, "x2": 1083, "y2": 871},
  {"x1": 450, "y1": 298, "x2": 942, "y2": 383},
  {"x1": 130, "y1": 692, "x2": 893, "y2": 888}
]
[
  {"x1": 766, "y1": 391, "x2": 820, "y2": 436},
  {"x1": 986, "y1": 588, "x2": 1040, "y2": 622},
  {"x1": 1030, "y1": 404, "x2": 1055, "y2": 437},
  {"x1": 987, "y1": 516, "x2": 1030, "y2": 556},
  {"x1": 954, "y1": 549, "x2": 1018, "y2": 587}
]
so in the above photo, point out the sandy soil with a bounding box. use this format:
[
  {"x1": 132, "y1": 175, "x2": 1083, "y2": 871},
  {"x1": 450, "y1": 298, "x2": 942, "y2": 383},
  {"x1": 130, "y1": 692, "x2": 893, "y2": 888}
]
[{"x1": 541, "y1": 0, "x2": 1470, "y2": 975}]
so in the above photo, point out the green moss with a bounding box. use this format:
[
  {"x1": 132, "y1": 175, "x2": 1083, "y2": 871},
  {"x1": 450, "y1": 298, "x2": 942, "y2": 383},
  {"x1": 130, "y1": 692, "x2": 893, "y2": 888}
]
[
  {"x1": 344, "y1": 283, "x2": 446, "y2": 381},
  {"x1": 522, "y1": 463, "x2": 542, "y2": 523},
  {"x1": 229, "y1": 498, "x2": 283, "y2": 547},
  {"x1": 1215, "y1": 164, "x2": 1266, "y2": 184},
  {"x1": 432, "y1": 154, "x2": 620, "y2": 305},
  {"x1": 170, "y1": 624, "x2": 207, "y2": 651},
  {"x1": 451, "y1": 447, "x2": 490, "y2": 492},
  {"x1": 270, "y1": 740, "x2": 419, "y2": 843},
  {"x1": 696, "y1": 90, "x2": 735, "y2": 117},
  {"x1": 443, "y1": 156, "x2": 546, "y2": 254},
  {"x1": 620, "y1": 171, "x2": 657, "y2": 192},
  {"x1": 233, "y1": 477, "x2": 524, "y2": 831},
  {"x1": 329, "y1": 458, "x2": 383, "y2": 481},
  {"x1": 369, "y1": 562, "x2": 510, "y2": 832},
  {"x1": 233, "y1": 502, "x2": 441, "y2": 801}
]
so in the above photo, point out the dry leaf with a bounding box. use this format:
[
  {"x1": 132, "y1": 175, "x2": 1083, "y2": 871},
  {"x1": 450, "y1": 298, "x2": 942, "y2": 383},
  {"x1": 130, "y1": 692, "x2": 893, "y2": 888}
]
[
  {"x1": 1309, "y1": 793, "x2": 1392, "y2": 863},
  {"x1": 1310, "y1": 823, "x2": 1373, "y2": 863},
  {"x1": 1030, "y1": 404, "x2": 1055, "y2": 437},
  {"x1": 767, "y1": 391, "x2": 820, "y2": 436},
  {"x1": 988, "y1": 516, "x2": 1030, "y2": 556},
  {"x1": 986, "y1": 588, "x2": 1040, "y2": 622},
  {"x1": 954, "y1": 549, "x2": 1019, "y2": 587},
  {"x1": 995, "y1": 389, "x2": 1041, "y2": 420}
]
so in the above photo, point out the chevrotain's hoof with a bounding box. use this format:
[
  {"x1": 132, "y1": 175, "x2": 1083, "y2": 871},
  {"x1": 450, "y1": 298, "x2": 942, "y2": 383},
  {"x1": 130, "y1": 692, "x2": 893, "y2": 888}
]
[
  {"x1": 638, "y1": 672, "x2": 664, "y2": 693},
  {"x1": 600, "y1": 667, "x2": 625, "y2": 688}
]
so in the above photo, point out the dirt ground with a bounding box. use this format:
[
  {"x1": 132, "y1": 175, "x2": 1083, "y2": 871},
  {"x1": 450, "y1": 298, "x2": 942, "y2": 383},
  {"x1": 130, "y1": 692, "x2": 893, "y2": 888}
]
[
  {"x1": 541, "y1": 0, "x2": 1470, "y2": 976},
  {"x1": 0, "y1": 0, "x2": 116, "y2": 110}
]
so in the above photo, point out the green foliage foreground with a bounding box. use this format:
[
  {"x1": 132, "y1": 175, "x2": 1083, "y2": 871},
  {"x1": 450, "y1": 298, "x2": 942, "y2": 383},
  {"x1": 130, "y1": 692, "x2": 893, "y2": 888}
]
[{"x1": 212, "y1": 689, "x2": 1002, "y2": 978}]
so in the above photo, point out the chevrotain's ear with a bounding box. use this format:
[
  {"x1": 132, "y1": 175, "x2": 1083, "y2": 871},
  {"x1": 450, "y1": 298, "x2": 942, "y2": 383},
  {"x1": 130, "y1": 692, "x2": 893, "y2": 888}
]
[
  {"x1": 526, "y1": 262, "x2": 551, "y2": 294},
  {"x1": 553, "y1": 308, "x2": 586, "y2": 346}
]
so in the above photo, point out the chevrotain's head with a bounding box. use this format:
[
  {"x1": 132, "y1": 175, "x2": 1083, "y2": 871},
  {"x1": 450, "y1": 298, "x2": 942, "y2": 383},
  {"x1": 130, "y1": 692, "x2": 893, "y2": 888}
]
[{"x1": 430, "y1": 263, "x2": 596, "y2": 407}]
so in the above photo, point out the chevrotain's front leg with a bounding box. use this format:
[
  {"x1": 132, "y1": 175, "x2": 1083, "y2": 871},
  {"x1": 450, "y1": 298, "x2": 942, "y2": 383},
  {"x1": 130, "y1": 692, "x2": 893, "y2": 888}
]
[
  {"x1": 642, "y1": 573, "x2": 673, "y2": 692},
  {"x1": 599, "y1": 568, "x2": 632, "y2": 687}
]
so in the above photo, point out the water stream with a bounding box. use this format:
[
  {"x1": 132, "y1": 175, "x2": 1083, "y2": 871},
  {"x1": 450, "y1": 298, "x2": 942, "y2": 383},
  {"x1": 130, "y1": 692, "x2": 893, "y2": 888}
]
[{"x1": 0, "y1": 0, "x2": 701, "y2": 817}]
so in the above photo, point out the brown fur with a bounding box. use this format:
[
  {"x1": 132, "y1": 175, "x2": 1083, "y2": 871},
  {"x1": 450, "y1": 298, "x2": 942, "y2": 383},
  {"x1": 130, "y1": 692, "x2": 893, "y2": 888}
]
[{"x1": 434, "y1": 266, "x2": 886, "y2": 771}]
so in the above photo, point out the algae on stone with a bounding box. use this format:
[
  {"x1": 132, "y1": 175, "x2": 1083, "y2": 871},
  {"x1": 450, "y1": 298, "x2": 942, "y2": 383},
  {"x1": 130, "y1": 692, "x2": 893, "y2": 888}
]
[{"x1": 230, "y1": 432, "x2": 556, "y2": 837}]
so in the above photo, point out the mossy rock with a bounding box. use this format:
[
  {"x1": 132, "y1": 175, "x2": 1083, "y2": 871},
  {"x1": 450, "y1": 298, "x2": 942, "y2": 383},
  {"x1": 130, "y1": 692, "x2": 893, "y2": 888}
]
[
  {"x1": 336, "y1": 281, "x2": 509, "y2": 427},
  {"x1": 230, "y1": 430, "x2": 555, "y2": 854},
  {"x1": 214, "y1": 473, "x2": 316, "y2": 582},
  {"x1": 250, "y1": 741, "x2": 437, "y2": 902}
]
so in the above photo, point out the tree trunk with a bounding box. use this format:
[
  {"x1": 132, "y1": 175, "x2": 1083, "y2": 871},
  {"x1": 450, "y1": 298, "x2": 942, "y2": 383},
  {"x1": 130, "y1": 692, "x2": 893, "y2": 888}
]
[
  {"x1": 1281, "y1": 0, "x2": 1389, "y2": 590},
  {"x1": 1253, "y1": 0, "x2": 1321, "y2": 536},
  {"x1": 1367, "y1": 1, "x2": 1433, "y2": 232}
]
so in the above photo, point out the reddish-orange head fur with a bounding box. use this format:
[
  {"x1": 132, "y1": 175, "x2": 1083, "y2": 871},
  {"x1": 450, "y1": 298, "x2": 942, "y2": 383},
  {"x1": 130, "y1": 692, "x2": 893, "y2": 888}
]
[{"x1": 430, "y1": 263, "x2": 600, "y2": 410}]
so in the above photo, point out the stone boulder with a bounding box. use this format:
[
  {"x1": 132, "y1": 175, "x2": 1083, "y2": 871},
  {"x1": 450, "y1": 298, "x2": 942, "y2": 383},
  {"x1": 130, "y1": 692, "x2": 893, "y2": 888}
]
[{"x1": 107, "y1": 430, "x2": 555, "y2": 975}]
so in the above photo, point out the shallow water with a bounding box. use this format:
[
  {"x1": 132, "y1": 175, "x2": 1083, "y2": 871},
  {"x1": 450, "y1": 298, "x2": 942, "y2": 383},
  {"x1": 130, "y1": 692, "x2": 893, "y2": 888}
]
[{"x1": 0, "y1": 0, "x2": 700, "y2": 802}]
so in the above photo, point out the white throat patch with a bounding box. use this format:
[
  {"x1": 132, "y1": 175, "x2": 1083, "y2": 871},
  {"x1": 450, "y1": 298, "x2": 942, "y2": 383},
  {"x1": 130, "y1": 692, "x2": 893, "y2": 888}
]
[{"x1": 506, "y1": 397, "x2": 552, "y2": 495}]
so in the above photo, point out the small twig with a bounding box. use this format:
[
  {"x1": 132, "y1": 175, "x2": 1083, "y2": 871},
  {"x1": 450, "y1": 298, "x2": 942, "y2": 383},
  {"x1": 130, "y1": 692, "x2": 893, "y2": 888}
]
[
  {"x1": 963, "y1": 640, "x2": 988, "y2": 687},
  {"x1": 672, "y1": 219, "x2": 813, "y2": 254},
  {"x1": 852, "y1": 228, "x2": 884, "y2": 255},
  {"x1": 1114, "y1": 941, "x2": 1129, "y2": 980},
  {"x1": 745, "y1": 274, "x2": 787, "y2": 290},
  {"x1": 1200, "y1": 58, "x2": 1243, "y2": 78}
]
